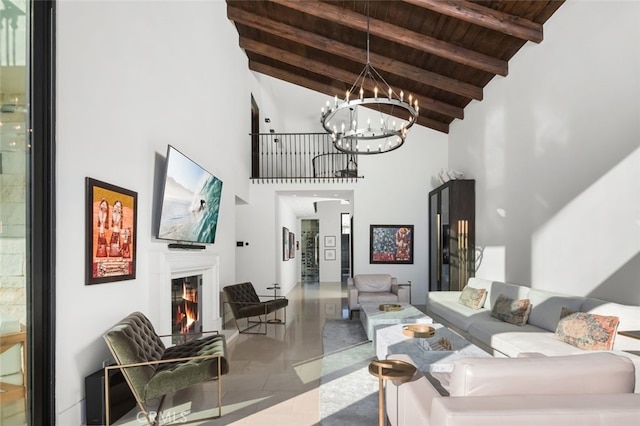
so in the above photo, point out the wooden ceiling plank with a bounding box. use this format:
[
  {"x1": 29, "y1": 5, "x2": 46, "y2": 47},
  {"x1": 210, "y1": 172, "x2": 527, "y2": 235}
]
[
  {"x1": 404, "y1": 0, "x2": 543, "y2": 43},
  {"x1": 228, "y1": 5, "x2": 482, "y2": 101},
  {"x1": 269, "y1": 0, "x2": 508, "y2": 76},
  {"x1": 240, "y1": 37, "x2": 463, "y2": 119},
  {"x1": 249, "y1": 60, "x2": 450, "y2": 134}
]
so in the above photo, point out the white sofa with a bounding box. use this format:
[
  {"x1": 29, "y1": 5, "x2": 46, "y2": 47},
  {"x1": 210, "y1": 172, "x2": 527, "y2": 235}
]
[
  {"x1": 426, "y1": 277, "x2": 640, "y2": 359},
  {"x1": 386, "y1": 352, "x2": 640, "y2": 426},
  {"x1": 382, "y1": 278, "x2": 640, "y2": 425},
  {"x1": 347, "y1": 274, "x2": 408, "y2": 319}
]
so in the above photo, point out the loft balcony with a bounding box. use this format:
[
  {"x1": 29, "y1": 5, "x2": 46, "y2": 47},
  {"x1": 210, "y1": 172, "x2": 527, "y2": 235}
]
[{"x1": 250, "y1": 133, "x2": 361, "y2": 183}]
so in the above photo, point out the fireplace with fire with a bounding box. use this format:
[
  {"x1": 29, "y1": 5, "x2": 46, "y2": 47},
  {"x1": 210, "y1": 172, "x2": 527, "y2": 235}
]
[{"x1": 172, "y1": 274, "x2": 203, "y2": 344}]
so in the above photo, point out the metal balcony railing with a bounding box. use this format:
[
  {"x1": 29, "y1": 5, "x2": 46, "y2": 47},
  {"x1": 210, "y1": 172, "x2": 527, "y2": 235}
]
[{"x1": 250, "y1": 133, "x2": 361, "y2": 183}]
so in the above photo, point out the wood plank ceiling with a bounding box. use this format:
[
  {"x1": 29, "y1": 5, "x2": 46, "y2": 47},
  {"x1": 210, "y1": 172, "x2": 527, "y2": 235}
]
[{"x1": 226, "y1": 0, "x2": 565, "y2": 134}]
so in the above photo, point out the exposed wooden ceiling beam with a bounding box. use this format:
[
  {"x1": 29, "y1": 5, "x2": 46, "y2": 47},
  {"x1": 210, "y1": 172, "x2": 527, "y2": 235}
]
[
  {"x1": 240, "y1": 37, "x2": 463, "y2": 120},
  {"x1": 270, "y1": 0, "x2": 508, "y2": 76},
  {"x1": 404, "y1": 0, "x2": 543, "y2": 43},
  {"x1": 228, "y1": 5, "x2": 482, "y2": 101},
  {"x1": 249, "y1": 60, "x2": 450, "y2": 134}
]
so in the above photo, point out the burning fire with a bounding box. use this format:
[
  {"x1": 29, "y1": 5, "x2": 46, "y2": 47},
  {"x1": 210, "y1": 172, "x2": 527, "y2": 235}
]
[{"x1": 175, "y1": 282, "x2": 198, "y2": 335}]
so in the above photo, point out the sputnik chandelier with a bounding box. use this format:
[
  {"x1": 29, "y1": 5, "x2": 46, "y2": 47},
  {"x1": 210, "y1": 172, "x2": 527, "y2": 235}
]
[{"x1": 320, "y1": 3, "x2": 419, "y2": 155}]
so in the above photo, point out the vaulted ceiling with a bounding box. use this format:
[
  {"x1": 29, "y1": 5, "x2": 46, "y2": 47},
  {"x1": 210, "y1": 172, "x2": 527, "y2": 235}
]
[{"x1": 226, "y1": 0, "x2": 565, "y2": 134}]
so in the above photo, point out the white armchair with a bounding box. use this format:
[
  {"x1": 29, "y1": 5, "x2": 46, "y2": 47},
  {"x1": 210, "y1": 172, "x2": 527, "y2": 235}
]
[{"x1": 347, "y1": 274, "x2": 409, "y2": 319}]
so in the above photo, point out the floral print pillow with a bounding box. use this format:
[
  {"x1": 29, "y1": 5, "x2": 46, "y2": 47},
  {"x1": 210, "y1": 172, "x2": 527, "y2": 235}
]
[
  {"x1": 458, "y1": 286, "x2": 487, "y2": 310},
  {"x1": 555, "y1": 311, "x2": 619, "y2": 350},
  {"x1": 490, "y1": 293, "x2": 532, "y2": 326}
]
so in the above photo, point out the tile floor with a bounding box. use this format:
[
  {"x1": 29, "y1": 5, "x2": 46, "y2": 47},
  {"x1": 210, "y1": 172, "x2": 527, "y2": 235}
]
[
  {"x1": 113, "y1": 281, "x2": 352, "y2": 425},
  {"x1": 1, "y1": 282, "x2": 418, "y2": 425}
]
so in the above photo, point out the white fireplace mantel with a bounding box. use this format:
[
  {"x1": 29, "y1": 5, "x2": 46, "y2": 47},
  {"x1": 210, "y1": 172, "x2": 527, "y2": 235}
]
[{"x1": 156, "y1": 250, "x2": 221, "y2": 336}]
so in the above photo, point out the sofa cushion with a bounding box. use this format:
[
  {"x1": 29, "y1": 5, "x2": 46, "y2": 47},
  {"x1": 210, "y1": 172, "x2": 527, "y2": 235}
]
[
  {"x1": 431, "y1": 394, "x2": 640, "y2": 426},
  {"x1": 448, "y1": 353, "x2": 635, "y2": 397},
  {"x1": 465, "y1": 318, "x2": 572, "y2": 357},
  {"x1": 458, "y1": 286, "x2": 487, "y2": 310},
  {"x1": 427, "y1": 291, "x2": 488, "y2": 332},
  {"x1": 485, "y1": 281, "x2": 530, "y2": 310},
  {"x1": 555, "y1": 312, "x2": 620, "y2": 351},
  {"x1": 490, "y1": 294, "x2": 532, "y2": 326},
  {"x1": 358, "y1": 292, "x2": 399, "y2": 305},
  {"x1": 527, "y1": 289, "x2": 584, "y2": 332},
  {"x1": 483, "y1": 328, "x2": 584, "y2": 357},
  {"x1": 465, "y1": 276, "x2": 493, "y2": 294},
  {"x1": 354, "y1": 274, "x2": 392, "y2": 292}
]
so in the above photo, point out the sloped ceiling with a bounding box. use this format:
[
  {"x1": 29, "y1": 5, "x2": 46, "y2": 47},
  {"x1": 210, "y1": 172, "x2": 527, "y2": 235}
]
[{"x1": 226, "y1": 0, "x2": 565, "y2": 134}]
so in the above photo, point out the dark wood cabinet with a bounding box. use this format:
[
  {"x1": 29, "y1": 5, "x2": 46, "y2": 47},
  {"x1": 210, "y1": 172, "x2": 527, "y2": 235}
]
[{"x1": 429, "y1": 179, "x2": 475, "y2": 292}]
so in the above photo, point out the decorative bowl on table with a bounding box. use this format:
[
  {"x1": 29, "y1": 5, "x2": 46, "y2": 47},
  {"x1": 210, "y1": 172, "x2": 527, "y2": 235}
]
[
  {"x1": 379, "y1": 303, "x2": 403, "y2": 312},
  {"x1": 402, "y1": 324, "x2": 435, "y2": 338}
]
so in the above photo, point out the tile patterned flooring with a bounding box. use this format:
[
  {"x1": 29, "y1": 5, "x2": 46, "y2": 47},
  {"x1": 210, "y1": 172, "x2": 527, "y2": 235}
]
[{"x1": 113, "y1": 281, "x2": 351, "y2": 425}]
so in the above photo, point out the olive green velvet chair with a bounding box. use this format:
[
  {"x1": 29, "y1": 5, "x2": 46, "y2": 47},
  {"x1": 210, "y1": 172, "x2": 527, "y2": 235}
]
[
  {"x1": 103, "y1": 312, "x2": 229, "y2": 425},
  {"x1": 223, "y1": 282, "x2": 288, "y2": 334}
]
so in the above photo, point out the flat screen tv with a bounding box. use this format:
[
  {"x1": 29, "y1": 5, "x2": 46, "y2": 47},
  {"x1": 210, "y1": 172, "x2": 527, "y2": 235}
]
[{"x1": 157, "y1": 145, "x2": 223, "y2": 245}]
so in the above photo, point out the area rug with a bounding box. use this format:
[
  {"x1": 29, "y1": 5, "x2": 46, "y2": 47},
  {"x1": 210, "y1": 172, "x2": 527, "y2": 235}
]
[
  {"x1": 320, "y1": 319, "x2": 379, "y2": 425},
  {"x1": 322, "y1": 318, "x2": 368, "y2": 354}
]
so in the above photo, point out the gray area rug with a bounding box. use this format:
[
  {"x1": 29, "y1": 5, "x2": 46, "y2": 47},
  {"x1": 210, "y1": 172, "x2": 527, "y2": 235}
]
[
  {"x1": 320, "y1": 319, "x2": 379, "y2": 425},
  {"x1": 322, "y1": 318, "x2": 368, "y2": 354}
]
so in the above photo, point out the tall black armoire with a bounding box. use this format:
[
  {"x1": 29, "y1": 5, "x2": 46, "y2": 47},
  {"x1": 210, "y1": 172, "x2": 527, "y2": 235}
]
[{"x1": 429, "y1": 179, "x2": 475, "y2": 292}]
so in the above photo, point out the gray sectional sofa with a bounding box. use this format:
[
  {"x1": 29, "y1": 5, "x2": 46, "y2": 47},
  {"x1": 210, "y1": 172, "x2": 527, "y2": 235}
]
[{"x1": 426, "y1": 277, "x2": 640, "y2": 389}]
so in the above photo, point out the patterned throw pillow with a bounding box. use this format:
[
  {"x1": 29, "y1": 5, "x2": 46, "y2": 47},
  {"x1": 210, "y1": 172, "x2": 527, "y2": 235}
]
[
  {"x1": 490, "y1": 293, "x2": 532, "y2": 326},
  {"x1": 555, "y1": 312, "x2": 620, "y2": 350},
  {"x1": 458, "y1": 286, "x2": 487, "y2": 310}
]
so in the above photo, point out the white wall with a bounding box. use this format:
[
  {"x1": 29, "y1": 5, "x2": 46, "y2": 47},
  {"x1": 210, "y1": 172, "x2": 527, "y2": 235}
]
[
  {"x1": 352, "y1": 127, "x2": 448, "y2": 305},
  {"x1": 55, "y1": 1, "x2": 260, "y2": 423},
  {"x1": 55, "y1": 2, "x2": 453, "y2": 422},
  {"x1": 276, "y1": 195, "x2": 300, "y2": 293},
  {"x1": 317, "y1": 200, "x2": 349, "y2": 282},
  {"x1": 448, "y1": 0, "x2": 640, "y2": 304}
]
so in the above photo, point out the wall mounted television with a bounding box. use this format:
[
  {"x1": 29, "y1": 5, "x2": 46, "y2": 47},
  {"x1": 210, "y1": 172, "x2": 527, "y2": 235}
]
[{"x1": 157, "y1": 145, "x2": 223, "y2": 247}]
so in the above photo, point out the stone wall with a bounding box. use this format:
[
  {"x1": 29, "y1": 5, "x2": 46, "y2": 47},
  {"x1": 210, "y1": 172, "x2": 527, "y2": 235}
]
[{"x1": 0, "y1": 148, "x2": 26, "y2": 324}]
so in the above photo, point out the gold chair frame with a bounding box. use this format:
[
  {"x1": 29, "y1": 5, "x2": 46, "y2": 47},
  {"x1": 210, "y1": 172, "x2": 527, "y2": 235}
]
[{"x1": 104, "y1": 330, "x2": 225, "y2": 426}]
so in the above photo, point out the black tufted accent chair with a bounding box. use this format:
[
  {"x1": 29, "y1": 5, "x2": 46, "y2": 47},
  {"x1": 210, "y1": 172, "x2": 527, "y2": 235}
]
[
  {"x1": 103, "y1": 312, "x2": 229, "y2": 425},
  {"x1": 223, "y1": 282, "x2": 288, "y2": 334}
]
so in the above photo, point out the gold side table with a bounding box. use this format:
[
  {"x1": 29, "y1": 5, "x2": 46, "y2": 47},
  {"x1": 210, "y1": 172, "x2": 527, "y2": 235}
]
[{"x1": 368, "y1": 359, "x2": 416, "y2": 426}]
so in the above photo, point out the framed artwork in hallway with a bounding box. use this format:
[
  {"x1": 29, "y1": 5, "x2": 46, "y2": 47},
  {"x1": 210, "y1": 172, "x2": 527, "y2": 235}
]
[
  {"x1": 289, "y1": 231, "x2": 295, "y2": 259},
  {"x1": 324, "y1": 235, "x2": 336, "y2": 247},
  {"x1": 283, "y1": 227, "x2": 290, "y2": 261},
  {"x1": 85, "y1": 178, "x2": 138, "y2": 284},
  {"x1": 370, "y1": 224, "x2": 414, "y2": 264},
  {"x1": 324, "y1": 249, "x2": 336, "y2": 261}
]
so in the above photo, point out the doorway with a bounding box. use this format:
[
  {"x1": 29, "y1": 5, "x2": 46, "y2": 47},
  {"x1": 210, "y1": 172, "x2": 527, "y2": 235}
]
[
  {"x1": 301, "y1": 219, "x2": 319, "y2": 282},
  {"x1": 340, "y1": 213, "x2": 351, "y2": 283}
]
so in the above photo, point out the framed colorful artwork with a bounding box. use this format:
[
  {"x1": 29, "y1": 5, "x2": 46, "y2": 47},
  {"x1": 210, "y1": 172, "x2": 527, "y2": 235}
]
[
  {"x1": 370, "y1": 224, "x2": 414, "y2": 264},
  {"x1": 86, "y1": 178, "x2": 138, "y2": 284}
]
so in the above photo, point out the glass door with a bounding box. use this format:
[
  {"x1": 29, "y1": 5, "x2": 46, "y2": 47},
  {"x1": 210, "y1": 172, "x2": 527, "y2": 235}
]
[{"x1": 0, "y1": 0, "x2": 29, "y2": 423}]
